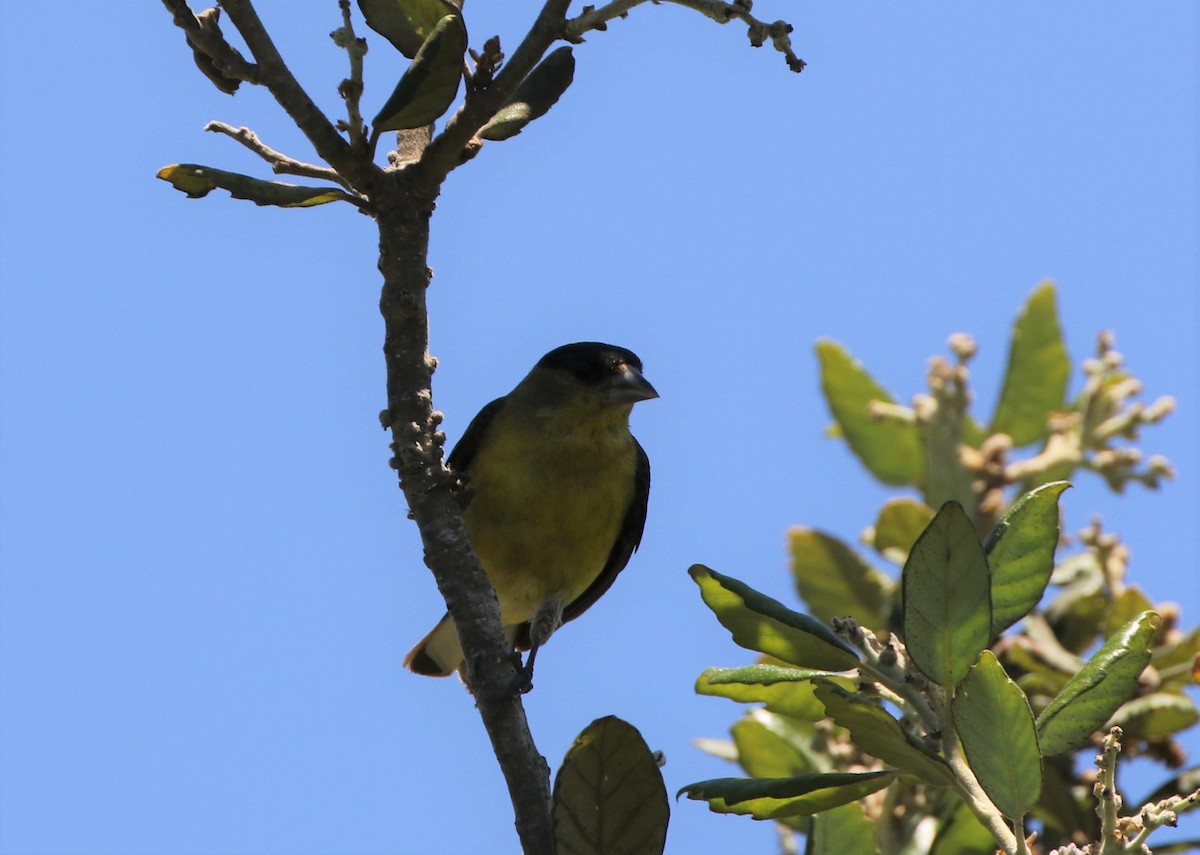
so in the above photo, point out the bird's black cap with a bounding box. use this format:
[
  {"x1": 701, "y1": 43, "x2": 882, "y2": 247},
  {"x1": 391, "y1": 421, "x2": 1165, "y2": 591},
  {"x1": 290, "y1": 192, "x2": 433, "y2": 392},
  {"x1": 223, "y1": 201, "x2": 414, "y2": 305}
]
[{"x1": 535, "y1": 342, "x2": 645, "y2": 387}]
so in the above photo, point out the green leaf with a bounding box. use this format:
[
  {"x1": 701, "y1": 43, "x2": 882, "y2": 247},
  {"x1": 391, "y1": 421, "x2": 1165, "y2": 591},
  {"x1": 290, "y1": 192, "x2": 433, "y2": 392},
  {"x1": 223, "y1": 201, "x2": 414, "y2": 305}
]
[
  {"x1": 1152, "y1": 627, "x2": 1200, "y2": 691},
  {"x1": 985, "y1": 481, "x2": 1070, "y2": 636},
  {"x1": 733, "y1": 710, "x2": 822, "y2": 777},
  {"x1": 789, "y1": 528, "x2": 893, "y2": 632},
  {"x1": 990, "y1": 281, "x2": 1070, "y2": 447},
  {"x1": 553, "y1": 716, "x2": 668, "y2": 855},
  {"x1": 816, "y1": 340, "x2": 924, "y2": 486},
  {"x1": 1106, "y1": 586, "x2": 1156, "y2": 638},
  {"x1": 696, "y1": 665, "x2": 852, "y2": 721},
  {"x1": 480, "y1": 46, "x2": 576, "y2": 141},
  {"x1": 813, "y1": 680, "x2": 955, "y2": 787},
  {"x1": 952, "y1": 650, "x2": 1042, "y2": 817},
  {"x1": 901, "y1": 502, "x2": 992, "y2": 686},
  {"x1": 677, "y1": 771, "x2": 896, "y2": 820},
  {"x1": 1036, "y1": 610, "x2": 1160, "y2": 756},
  {"x1": 371, "y1": 14, "x2": 466, "y2": 132},
  {"x1": 806, "y1": 801, "x2": 880, "y2": 855},
  {"x1": 356, "y1": 0, "x2": 459, "y2": 59},
  {"x1": 1109, "y1": 692, "x2": 1199, "y2": 740},
  {"x1": 156, "y1": 164, "x2": 347, "y2": 207},
  {"x1": 930, "y1": 800, "x2": 998, "y2": 855},
  {"x1": 689, "y1": 565, "x2": 860, "y2": 672},
  {"x1": 870, "y1": 498, "x2": 935, "y2": 565}
]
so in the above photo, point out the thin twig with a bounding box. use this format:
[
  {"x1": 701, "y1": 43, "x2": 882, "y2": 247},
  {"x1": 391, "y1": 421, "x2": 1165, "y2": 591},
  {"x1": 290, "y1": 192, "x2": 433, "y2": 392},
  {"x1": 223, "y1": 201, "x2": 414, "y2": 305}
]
[
  {"x1": 332, "y1": 0, "x2": 369, "y2": 152},
  {"x1": 204, "y1": 122, "x2": 360, "y2": 193},
  {"x1": 564, "y1": 0, "x2": 805, "y2": 71}
]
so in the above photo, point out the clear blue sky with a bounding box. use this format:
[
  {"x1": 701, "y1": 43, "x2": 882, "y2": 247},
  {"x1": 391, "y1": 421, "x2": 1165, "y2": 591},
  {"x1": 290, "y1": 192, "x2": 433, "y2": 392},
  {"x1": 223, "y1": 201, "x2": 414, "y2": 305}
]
[{"x1": 1, "y1": 4, "x2": 1196, "y2": 854}]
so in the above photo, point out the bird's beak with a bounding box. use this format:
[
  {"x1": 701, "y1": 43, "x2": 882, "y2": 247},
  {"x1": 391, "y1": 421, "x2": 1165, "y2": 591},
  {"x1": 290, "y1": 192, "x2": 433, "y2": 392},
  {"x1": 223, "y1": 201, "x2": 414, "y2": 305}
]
[{"x1": 607, "y1": 364, "x2": 659, "y2": 403}]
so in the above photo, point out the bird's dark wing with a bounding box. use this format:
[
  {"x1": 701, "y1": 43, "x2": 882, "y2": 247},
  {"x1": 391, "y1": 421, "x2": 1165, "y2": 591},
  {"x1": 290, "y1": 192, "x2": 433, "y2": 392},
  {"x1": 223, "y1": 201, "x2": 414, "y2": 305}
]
[
  {"x1": 446, "y1": 396, "x2": 507, "y2": 473},
  {"x1": 529, "y1": 439, "x2": 650, "y2": 642}
]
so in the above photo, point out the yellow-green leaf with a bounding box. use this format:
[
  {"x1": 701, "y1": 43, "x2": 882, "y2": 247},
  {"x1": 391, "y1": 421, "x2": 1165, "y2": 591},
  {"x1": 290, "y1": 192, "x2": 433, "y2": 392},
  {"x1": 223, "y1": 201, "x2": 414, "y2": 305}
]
[
  {"x1": 677, "y1": 771, "x2": 895, "y2": 820},
  {"x1": 817, "y1": 339, "x2": 924, "y2": 487},
  {"x1": 990, "y1": 281, "x2": 1070, "y2": 447},
  {"x1": 870, "y1": 498, "x2": 935, "y2": 565},
  {"x1": 985, "y1": 481, "x2": 1070, "y2": 636},
  {"x1": 813, "y1": 680, "x2": 955, "y2": 787},
  {"x1": 789, "y1": 528, "x2": 892, "y2": 633},
  {"x1": 689, "y1": 565, "x2": 859, "y2": 672},
  {"x1": 930, "y1": 800, "x2": 997, "y2": 855},
  {"x1": 902, "y1": 502, "x2": 992, "y2": 687},
  {"x1": 554, "y1": 716, "x2": 668, "y2": 855},
  {"x1": 732, "y1": 710, "x2": 822, "y2": 777},
  {"x1": 371, "y1": 14, "x2": 466, "y2": 132},
  {"x1": 156, "y1": 164, "x2": 346, "y2": 207},
  {"x1": 1036, "y1": 611, "x2": 1160, "y2": 756},
  {"x1": 808, "y1": 801, "x2": 880, "y2": 855},
  {"x1": 695, "y1": 665, "x2": 851, "y2": 722},
  {"x1": 480, "y1": 46, "x2": 576, "y2": 141},
  {"x1": 1109, "y1": 692, "x2": 1199, "y2": 740},
  {"x1": 952, "y1": 650, "x2": 1042, "y2": 817}
]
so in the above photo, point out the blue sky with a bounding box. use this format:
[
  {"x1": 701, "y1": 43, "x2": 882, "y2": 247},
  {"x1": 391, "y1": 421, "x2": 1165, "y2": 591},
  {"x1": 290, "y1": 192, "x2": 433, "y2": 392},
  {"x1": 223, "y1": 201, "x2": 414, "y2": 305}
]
[{"x1": 1, "y1": 3, "x2": 1196, "y2": 854}]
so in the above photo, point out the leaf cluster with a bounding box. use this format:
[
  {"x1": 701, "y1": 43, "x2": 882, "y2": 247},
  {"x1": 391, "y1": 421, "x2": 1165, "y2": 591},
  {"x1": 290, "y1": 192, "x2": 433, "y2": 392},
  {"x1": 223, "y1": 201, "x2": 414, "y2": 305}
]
[{"x1": 684, "y1": 285, "x2": 1197, "y2": 854}]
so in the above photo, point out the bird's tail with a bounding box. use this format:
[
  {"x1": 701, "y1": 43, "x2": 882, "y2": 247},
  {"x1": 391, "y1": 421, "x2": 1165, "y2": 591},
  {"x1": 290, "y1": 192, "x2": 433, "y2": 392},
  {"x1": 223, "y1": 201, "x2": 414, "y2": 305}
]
[{"x1": 403, "y1": 613, "x2": 463, "y2": 677}]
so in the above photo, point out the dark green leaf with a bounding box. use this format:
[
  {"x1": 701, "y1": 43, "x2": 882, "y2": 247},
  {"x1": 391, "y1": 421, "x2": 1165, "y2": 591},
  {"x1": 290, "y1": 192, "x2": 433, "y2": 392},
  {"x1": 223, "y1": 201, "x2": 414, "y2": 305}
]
[
  {"x1": 902, "y1": 502, "x2": 992, "y2": 686},
  {"x1": 356, "y1": 0, "x2": 459, "y2": 59},
  {"x1": 985, "y1": 481, "x2": 1070, "y2": 636},
  {"x1": 1036, "y1": 611, "x2": 1160, "y2": 756},
  {"x1": 806, "y1": 802, "x2": 880, "y2": 855},
  {"x1": 816, "y1": 340, "x2": 923, "y2": 486},
  {"x1": 156, "y1": 164, "x2": 347, "y2": 207},
  {"x1": 952, "y1": 650, "x2": 1042, "y2": 816},
  {"x1": 480, "y1": 46, "x2": 576, "y2": 141},
  {"x1": 678, "y1": 771, "x2": 895, "y2": 820},
  {"x1": 870, "y1": 498, "x2": 935, "y2": 565},
  {"x1": 813, "y1": 681, "x2": 955, "y2": 787},
  {"x1": 789, "y1": 528, "x2": 892, "y2": 632},
  {"x1": 689, "y1": 565, "x2": 859, "y2": 672},
  {"x1": 371, "y1": 14, "x2": 466, "y2": 132},
  {"x1": 990, "y1": 281, "x2": 1070, "y2": 447},
  {"x1": 554, "y1": 716, "x2": 668, "y2": 855},
  {"x1": 696, "y1": 666, "x2": 852, "y2": 721}
]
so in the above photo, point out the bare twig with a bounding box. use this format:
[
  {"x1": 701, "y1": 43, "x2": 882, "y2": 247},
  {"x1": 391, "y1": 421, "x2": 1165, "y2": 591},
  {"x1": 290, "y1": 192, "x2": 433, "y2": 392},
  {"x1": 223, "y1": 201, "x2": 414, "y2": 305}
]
[
  {"x1": 332, "y1": 0, "x2": 369, "y2": 152},
  {"x1": 204, "y1": 122, "x2": 359, "y2": 193},
  {"x1": 565, "y1": 0, "x2": 805, "y2": 71}
]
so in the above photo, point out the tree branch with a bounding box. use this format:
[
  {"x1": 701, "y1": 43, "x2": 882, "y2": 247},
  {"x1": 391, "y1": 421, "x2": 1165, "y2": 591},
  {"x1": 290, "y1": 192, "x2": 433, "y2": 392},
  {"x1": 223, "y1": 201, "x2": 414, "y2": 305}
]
[
  {"x1": 214, "y1": 0, "x2": 381, "y2": 193},
  {"x1": 375, "y1": 183, "x2": 556, "y2": 854},
  {"x1": 163, "y1": 4, "x2": 560, "y2": 850},
  {"x1": 204, "y1": 121, "x2": 359, "y2": 192}
]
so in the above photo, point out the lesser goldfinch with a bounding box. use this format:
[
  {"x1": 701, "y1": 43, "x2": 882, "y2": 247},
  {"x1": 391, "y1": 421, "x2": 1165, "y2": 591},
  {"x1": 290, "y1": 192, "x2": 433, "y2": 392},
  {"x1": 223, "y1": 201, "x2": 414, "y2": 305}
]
[{"x1": 403, "y1": 342, "x2": 657, "y2": 680}]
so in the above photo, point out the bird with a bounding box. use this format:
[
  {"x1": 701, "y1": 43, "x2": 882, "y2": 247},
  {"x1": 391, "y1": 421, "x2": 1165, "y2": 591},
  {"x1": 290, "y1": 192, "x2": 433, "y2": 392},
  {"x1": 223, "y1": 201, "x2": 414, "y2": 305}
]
[{"x1": 403, "y1": 342, "x2": 657, "y2": 684}]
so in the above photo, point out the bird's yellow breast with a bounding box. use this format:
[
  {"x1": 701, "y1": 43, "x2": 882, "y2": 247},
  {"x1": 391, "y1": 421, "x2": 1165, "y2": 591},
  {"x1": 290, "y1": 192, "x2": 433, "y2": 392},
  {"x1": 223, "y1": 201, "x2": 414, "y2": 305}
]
[{"x1": 461, "y1": 405, "x2": 637, "y2": 625}]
